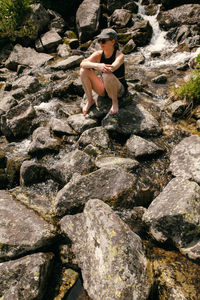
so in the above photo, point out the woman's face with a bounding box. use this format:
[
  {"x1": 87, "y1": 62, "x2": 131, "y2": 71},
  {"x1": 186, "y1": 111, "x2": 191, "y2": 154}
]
[{"x1": 98, "y1": 39, "x2": 115, "y2": 49}]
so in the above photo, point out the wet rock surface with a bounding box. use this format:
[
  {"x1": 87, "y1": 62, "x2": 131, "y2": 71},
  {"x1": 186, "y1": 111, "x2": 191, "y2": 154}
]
[{"x1": 0, "y1": 0, "x2": 200, "y2": 298}]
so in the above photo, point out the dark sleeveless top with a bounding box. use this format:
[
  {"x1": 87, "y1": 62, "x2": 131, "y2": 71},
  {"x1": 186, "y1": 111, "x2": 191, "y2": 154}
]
[{"x1": 100, "y1": 48, "x2": 128, "y2": 91}]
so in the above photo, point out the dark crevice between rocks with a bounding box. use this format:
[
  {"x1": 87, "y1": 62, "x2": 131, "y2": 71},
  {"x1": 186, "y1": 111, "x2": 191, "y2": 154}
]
[
  {"x1": 64, "y1": 276, "x2": 91, "y2": 300},
  {"x1": 147, "y1": 282, "x2": 159, "y2": 300}
]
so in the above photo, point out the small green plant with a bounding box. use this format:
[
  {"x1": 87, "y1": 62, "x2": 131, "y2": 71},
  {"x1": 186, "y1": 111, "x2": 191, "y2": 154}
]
[
  {"x1": 172, "y1": 54, "x2": 200, "y2": 103},
  {"x1": 0, "y1": 0, "x2": 37, "y2": 42}
]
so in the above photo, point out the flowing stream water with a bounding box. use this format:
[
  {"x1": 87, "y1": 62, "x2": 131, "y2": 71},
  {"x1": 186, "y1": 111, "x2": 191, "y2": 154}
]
[{"x1": 138, "y1": 0, "x2": 200, "y2": 68}]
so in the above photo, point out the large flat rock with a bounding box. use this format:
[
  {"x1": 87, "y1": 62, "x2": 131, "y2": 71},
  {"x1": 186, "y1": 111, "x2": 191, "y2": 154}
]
[
  {"x1": 0, "y1": 190, "x2": 55, "y2": 261},
  {"x1": 60, "y1": 199, "x2": 150, "y2": 299}
]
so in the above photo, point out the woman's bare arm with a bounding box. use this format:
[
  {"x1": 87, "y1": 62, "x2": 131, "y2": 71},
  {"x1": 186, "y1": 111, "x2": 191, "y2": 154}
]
[
  {"x1": 80, "y1": 51, "x2": 102, "y2": 70},
  {"x1": 111, "y1": 51, "x2": 124, "y2": 72}
]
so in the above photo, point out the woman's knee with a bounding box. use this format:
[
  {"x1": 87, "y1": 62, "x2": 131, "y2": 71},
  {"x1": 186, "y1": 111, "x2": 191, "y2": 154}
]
[{"x1": 80, "y1": 67, "x2": 90, "y2": 78}]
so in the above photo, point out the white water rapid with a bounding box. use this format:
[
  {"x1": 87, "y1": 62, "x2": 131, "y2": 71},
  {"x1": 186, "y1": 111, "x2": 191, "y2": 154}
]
[{"x1": 138, "y1": 1, "x2": 200, "y2": 68}]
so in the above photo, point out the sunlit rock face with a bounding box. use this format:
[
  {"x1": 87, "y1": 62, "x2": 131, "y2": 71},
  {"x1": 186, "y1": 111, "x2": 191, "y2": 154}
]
[{"x1": 60, "y1": 199, "x2": 150, "y2": 300}]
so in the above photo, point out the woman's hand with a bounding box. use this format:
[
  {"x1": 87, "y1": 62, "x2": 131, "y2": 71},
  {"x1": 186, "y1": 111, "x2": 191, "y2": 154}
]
[{"x1": 98, "y1": 63, "x2": 113, "y2": 73}]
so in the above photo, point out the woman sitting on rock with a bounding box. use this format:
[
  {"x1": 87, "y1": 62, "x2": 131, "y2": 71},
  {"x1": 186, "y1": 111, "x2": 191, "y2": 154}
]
[{"x1": 80, "y1": 28, "x2": 128, "y2": 116}]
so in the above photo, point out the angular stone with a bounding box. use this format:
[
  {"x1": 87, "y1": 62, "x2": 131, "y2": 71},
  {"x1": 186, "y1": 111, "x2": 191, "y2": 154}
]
[
  {"x1": 167, "y1": 100, "x2": 187, "y2": 118},
  {"x1": 60, "y1": 199, "x2": 150, "y2": 300},
  {"x1": 30, "y1": 3, "x2": 50, "y2": 33},
  {"x1": 157, "y1": 4, "x2": 200, "y2": 30},
  {"x1": 142, "y1": 177, "x2": 200, "y2": 260},
  {"x1": 78, "y1": 126, "x2": 110, "y2": 148},
  {"x1": 28, "y1": 127, "x2": 60, "y2": 156},
  {"x1": 0, "y1": 93, "x2": 17, "y2": 113},
  {"x1": 57, "y1": 43, "x2": 70, "y2": 58},
  {"x1": 102, "y1": 104, "x2": 161, "y2": 136},
  {"x1": 95, "y1": 155, "x2": 139, "y2": 171},
  {"x1": 0, "y1": 252, "x2": 54, "y2": 300},
  {"x1": 126, "y1": 135, "x2": 164, "y2": 159},
  {"x1": 35, "y1": 29, "x2": 62, "y2": 52},
  {"x1": 0, "y1": 190, "x2": 55, "y2": 261},
  {"x1": 52, "y1": 78, "x2": 74, "y2": 98},
  {"x1": 169, "y1": 135, "x2": 200, "y2": 184},
  {"x1": 76, "y1": 0, "x2": 100, "y2": 42},
  {"x1": 1, "y1": 100, "x2": 36, "y2": 138},
  {"x1": 67, "y1": 114, "x2": 98, "y2": 134},
  {"x1": 51, "y1": 55, "x2": 83, "y2": 70},
  {"x1": 123, "y1": 39, "x2": 137, "y2": 54},
  {"x1": 110, "y1": 9, "x2": 132, "y2": 27},
  {"x1": 50, "y1": 149, "x2": 94, "y2": 185},
  {"x1": 12, "y1": 75, "x2": 40, "y2": 94},
  {"x1": 152, "y1": 74, "x2": 167, "y2": 84},
  {"x1": 50, "y1": 117, "x2": 74, "y2": 135},
  {"x1": 5, "y1": 44, "x2": 53, "y2": 71},
  {"x1": 49, "y1": 10, "x2": 66, "y2": 34},
  {"x1": 54, "y1": 167, "x2": 137, "y2": 216},
  {"x1": 131, "y1": 20, "x2": 153, "y2": 47},
  {"x1": 12, "y1": 180, "x2": 60, "y2": 222},
  {"x1": 20, "y1": 160, "x2": 48, "y2": 186}
]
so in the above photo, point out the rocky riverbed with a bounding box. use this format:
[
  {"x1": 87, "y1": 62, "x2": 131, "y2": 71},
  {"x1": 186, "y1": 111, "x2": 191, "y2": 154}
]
[{"x1": 0, "y1": 0, "x2": 200, "y2": 299}]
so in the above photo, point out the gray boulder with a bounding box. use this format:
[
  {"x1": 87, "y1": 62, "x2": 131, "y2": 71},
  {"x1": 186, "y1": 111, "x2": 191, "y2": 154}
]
[
  {"x1": 1, "y1": 100, "x2": 36, "y2": 139},
  {"x1": 76, "y1": 0, "x2": 101, "y2": 42},
  {"x1": 50, "y1": 149, "x2": 94, "y2": 184},
  {"x1": 50, "y1": 117, "x2": 74, "y2": 135},
  {"x1": 0, "y1": 190, "x2": 55, "y2": 261},
  {"x1": 110, "y1": 9, "x2": 132, "y2": 27},
  {"x1": 67, "y1": 114, "x2": 98, "y2": 134},
  {"x1": 20, "y1": 160, "x2": 48, "y2": 186},
  {"x1": 28, "y1": 127, "x2": 60, "y2": 156},
  {"x1": 152, "y1": 74, "x2": 167, "y2": 84},
  {"x1": 78, "y1": 126, "x2": 110, "y2": 148},
  {"x1": 157, "y1": 4, "x2": 200, "y2": 30},
  {"x1": 169, "y1": 135, "x2": 200, "y2": 184},
  {"x1": 51, "y1": 55, "x2": 84, "y2": 70},
  {"x1": 60, "y1": 199, "x2": 150, "y2": 300},
  {"x1": 126, "y1": 135, "x2": 164, "y2": 159},
  {"x1": 143, "y1": 177, "x2": 200, "y2": 260},
  {"x1": 123, "y1": 39, "x2": 137, "y2": 54},
  {"x1": 48, "y1": 10, "x2": 67, "y2": 34},
  {"x1": 57, "y1": 43, "x2": 70, "y2": 58},
  {"x1": 0, "y1": 94, "x2": 17, "y2": 113},
  {"x1": 167, "y1": 100, "x2": 187, "y2": 118},
  {"x1": 5, "y1": 44, "x2": 53, "y2": 71},
  {"x1": 30, "y1": 3, "x2": 50, "y2": 34},
  {"x1": 54, "y1": 167, "x2": 137, "y2": 216},
  {"x1": 102, "y1": 104, "x2": 162, "y2": 136},
  {"x1": 131, "y1": 20, "x2": 153, "y2": 47},
  {"x1": 35, "y1": 29, "x2": 62, "y2": 52},
  {"x1": 52, "y1": 78, "x2": 74, "y2": 98},
  {"x1": 12, "y1": 180, "x2": 59, "y2": 222},
  {"x1": 12, "y1": 75, "x2": 40, "y2": 94},
  {"x1": 0, "y1": 252, "x2": 54, "y2": 300}
]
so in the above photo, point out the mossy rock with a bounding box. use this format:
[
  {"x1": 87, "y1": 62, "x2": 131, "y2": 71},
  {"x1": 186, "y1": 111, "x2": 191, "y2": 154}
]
[
  {"x1": 117, "y1": 33, "x2": 133, "y2": 45},
  {"x1": 79, "y1": 40, "x2": 92, "y2": 51},
  {"x1": 6, "y1": 159, "x2": 22, "y2": 187},
  {"x1": 0, "y1": 168, "x2": 8, "y2": 188},
  {"x1": 0, "y1": 150, "x2": 7, "y2": 168}
]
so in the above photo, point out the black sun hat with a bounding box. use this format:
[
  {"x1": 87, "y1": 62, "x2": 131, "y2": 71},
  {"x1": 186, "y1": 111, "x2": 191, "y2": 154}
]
[{"x1": 97, "y1": 28, "x2": 118, "y2": 40}]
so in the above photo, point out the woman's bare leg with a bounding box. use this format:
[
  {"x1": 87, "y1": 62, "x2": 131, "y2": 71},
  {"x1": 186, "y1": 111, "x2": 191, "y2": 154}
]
[
  {"x1": 102, "y1": 73, "x2": 122, "y2": 114},
  {"x1": 80, "y1": 67, "x2": 105, "y2": 115}
]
